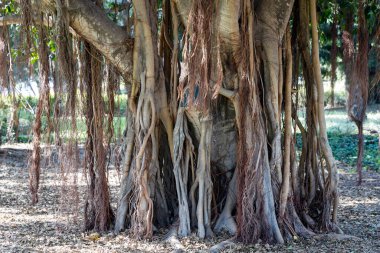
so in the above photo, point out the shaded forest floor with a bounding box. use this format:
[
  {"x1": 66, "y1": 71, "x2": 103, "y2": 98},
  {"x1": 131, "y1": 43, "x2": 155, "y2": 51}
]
[{"x1": 0, "y1": 144, "x2": 379, "y2": 252}]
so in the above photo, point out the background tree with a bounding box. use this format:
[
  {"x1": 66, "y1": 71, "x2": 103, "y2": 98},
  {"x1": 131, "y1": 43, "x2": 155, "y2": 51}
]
[{"x1": 342, "y1": 0, "x2": 370, "y2": 185}]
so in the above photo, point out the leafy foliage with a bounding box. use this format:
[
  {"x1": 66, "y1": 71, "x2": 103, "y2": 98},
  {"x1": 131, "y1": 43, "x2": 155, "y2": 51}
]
[{"x1": 328, "y1": 132, "x2": 379, "y2": 171}]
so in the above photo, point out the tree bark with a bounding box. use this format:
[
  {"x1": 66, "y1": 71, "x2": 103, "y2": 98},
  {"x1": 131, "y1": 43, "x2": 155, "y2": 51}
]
[
  {"x1": 35, "y1": 0, "x2": 133, "y2": 79},
  {"x1": 279, "y1": 25, "x2": 292, "y2": 222},
  {"x1": 6, "y1": 0, "x2": 348, "y2": 245}
]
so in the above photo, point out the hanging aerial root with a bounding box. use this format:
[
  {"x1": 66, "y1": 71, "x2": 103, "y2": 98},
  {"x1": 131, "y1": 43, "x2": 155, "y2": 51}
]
[
  {"x1": 106, "y1": 63, "x2": 116, "y2": 152},
  {"x1": 91, "y1": 46, "x2": 114, "y2": 231},
  {"x1": 0, "y1": 26, "x2": 8, "y2": 88},
  {"x1": 169, "y1": 0, "x2": 179, "y2": 118},
  {"x1": 2, "y1": 25, "x2": 19, "y2": 143},
  {"x1": 54, "y1": 6, "x2": 80, "y2": 220},
  {"x1": 55, "y1": 0, "x2": 76, "y2": 122},
  {"x1": 278, "y1": 25, "x2": 293, "y2": 224},
  {"x1": 57, "y1": 142, "x2": 80, "y2": 225},
  {"x1": 180, "y1": 0, "x2": 223, "y2": 110},
  {"x1": 29, "y1": 16, "x2": 50, "y2": 205},
  {"x1": 79, "y1": 38, "x2": 114, "y2": 231},
  {"x1": 19, "y1": 0, "x2": 33, "y2": 74}
]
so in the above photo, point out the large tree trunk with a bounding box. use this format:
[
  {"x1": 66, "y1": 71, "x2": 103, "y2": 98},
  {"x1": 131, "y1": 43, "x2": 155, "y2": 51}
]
[
  {"x1": 5, "y1": 0, "x2": 346, "y2": 245},
  {"x1": 115, "y1": 0, "x2": 174, "y2": 238}
]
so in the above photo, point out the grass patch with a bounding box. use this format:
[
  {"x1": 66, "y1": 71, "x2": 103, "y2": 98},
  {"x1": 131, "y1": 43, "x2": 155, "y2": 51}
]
[
  {"x1": 328, "y1": 132, "x2": 379, "y2": 171},
  {"x1": 324, "y1": 104, "x2": 380, "y2": 172}
]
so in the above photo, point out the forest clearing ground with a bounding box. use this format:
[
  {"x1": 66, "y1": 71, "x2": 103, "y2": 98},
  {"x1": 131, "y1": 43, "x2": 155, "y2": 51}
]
[{"x1": 0, "y1": 144, "x2": 379, "y2": 253}]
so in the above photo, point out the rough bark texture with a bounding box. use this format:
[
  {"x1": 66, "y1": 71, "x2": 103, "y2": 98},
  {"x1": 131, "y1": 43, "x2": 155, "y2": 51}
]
[
  {"x1": 81, "y1": 39, "x2": 115, "y2": 232},
  {"x1": 4, "y1": 0, "x2": 349, "y2": 245},
  {"x1": 37, "y1": 0, "x2": 133, "y2": 79}
]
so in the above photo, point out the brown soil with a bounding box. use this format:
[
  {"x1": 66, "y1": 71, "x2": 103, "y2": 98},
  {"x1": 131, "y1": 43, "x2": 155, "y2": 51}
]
[{"x1": 0, "y1": 144, "x2": 379, "y2": 252}]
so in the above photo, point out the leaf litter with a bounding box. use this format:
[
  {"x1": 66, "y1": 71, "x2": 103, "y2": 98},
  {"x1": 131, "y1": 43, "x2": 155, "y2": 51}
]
[{"x1": 0, "y1": 144, "x2": 379, "y2": 252}]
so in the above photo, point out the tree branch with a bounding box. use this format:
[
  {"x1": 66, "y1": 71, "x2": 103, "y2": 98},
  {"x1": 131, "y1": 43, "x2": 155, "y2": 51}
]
[{"x1": 10, "y1": 0, "x2": 133, "y2": 80}]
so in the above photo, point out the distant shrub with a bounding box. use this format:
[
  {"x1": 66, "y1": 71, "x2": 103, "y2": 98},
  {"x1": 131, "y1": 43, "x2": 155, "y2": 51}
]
[{"x1": 324, "y1": 90, "x2": 347, "y2": 106}]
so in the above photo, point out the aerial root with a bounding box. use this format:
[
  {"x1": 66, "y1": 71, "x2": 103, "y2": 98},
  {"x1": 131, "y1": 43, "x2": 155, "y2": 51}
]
[
  {"x1": 331, "y1": 223, "x2": 343, "y2": 234},
  {"x1": 214, "y1": 214, "x2": 237, "y2": 235}
]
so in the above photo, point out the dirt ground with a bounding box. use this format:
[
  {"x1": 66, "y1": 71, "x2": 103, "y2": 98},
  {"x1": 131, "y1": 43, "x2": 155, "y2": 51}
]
[{"x1": 0, "y1": 144, "x2": 379, "y2": 252}]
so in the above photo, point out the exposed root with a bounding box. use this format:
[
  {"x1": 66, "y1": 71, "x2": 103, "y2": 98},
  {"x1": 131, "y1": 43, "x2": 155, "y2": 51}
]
[
  {"x1": 214, "y1": 169, "x2": 237, "y2": 235},
  {"x1": 313, "y1": 233, "x2": 361, "y2": 241},
  {"x1": 214, "y1": 214, "x2": 237, "y2": 236},
  {"x1": 209, "y1": 238, "x2": 235, "y2": 253},
  {"x1": 164, "y1": 224, "x2": 185, "y2": 252}
]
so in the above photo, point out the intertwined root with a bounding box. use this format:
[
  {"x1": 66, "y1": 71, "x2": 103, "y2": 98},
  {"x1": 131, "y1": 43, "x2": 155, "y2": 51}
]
[
  {"x1": 189, "y1": 116, "x2": 213, "y2": 239},
  {"x1": 173, "y1": 108, "x2": 193, "y2": 237}
]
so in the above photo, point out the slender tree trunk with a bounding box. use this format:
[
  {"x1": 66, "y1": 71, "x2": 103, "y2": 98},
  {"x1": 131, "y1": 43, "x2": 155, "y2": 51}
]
[
  {"x1": 356, "y1": 122, "x2": 364, "y2": 185},
  {"x1": 279, "y1": 25, "x2": 292, "y2": 222}
]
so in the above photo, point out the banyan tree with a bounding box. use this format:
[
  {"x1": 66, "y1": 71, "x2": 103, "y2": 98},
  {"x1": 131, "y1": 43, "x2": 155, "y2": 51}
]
[{"x1": 1, "y1": 0, "x2": 343, "y2": 245}]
